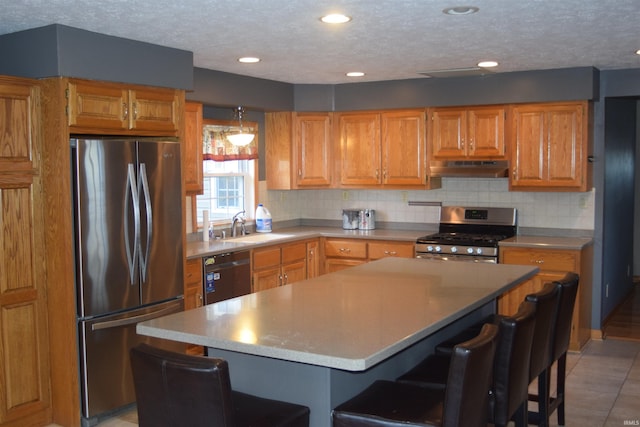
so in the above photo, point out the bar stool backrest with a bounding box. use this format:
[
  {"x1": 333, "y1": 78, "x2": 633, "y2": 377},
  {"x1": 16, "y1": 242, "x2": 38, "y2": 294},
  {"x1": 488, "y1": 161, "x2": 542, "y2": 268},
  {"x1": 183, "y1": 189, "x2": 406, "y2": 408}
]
[
  {"x1": 443, "y1": 323, "x2": 498, "y2": 427},
  {"x1": 525, "y1": 282, "x2": 560, "y2": 382},
  {"x1": 551, "y1": 273, "x2": 580, "y2": 361}
]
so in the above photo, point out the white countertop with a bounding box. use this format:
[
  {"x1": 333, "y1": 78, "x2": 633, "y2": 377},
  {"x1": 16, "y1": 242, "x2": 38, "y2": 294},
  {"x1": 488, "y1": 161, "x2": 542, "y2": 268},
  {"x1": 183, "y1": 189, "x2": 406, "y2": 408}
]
[
  {"x1": 138, "y1": 258, "x2": 538, "y2": 371},
  {"x1": 500, "y1": 235, "x2": 593, "y2": 250}
]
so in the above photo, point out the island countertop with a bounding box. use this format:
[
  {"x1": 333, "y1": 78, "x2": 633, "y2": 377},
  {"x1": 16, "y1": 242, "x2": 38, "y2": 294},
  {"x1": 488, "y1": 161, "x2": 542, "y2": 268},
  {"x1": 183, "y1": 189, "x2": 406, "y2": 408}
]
[{"x1": 138, "y1": 258, "x2": 538, "y2": 371}]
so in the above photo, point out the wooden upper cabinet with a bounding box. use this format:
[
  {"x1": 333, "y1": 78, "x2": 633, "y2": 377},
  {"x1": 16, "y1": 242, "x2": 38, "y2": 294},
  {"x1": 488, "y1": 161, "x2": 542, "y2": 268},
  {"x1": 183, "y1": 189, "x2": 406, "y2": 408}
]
[
  {"x1": 381, "y1": 110, "x2": 426, "y2": 186},
  {"x1": 509, "y1": 101, "x2": 590, "y2": 191},
  {"x1": 429, "y1": 106, "x2": 506, "y2": 159},
  {"x1": 0, "y1": 76, "x2": 52, "y2": 426},
  {"x1": 66, "y1": 79, "x2": 180, "y2": 135},
  {"x1": 338, "y1": 110, "x2": 436, "y2": 188},
  {"x1": 0, "y1": 80, "x2": 38, "y2": 173},
  {"x1": 338, "y1": 112, "x2": 381, "y2": 186},
  {"x1": 266, "y1": 112, "x2": 332, "y2": 189},
  {"x1": 294, "y1": 113, "x2": 332, "y2": 187},
  {"x1": 184, "y1": 102, "x2": 203, "y2": 194}
]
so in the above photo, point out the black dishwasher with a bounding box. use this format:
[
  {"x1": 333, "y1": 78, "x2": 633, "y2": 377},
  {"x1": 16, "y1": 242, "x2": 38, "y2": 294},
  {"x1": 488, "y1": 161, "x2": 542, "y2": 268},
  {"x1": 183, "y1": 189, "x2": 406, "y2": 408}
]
[{"x1": 203, "y1": 251, "x2": 251, "y2": 304}]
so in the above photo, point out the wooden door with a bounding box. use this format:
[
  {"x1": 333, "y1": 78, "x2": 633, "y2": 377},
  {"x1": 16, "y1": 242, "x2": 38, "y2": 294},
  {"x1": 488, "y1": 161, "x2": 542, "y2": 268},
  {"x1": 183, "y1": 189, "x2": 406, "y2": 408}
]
[
  {"x1": 128, "y1": 87, "x2": 179, "y2": 133},
  {"x1": 338, "y1": 113, "x2": 381, "y2": 186},
  {"x1": 67, "y1": 80, "x2": 128, "y2": 131},
  {"x1": 382, "y1": 110, "x2": 425, "y2": 186},
  {"x1": 545, "y1": 104, "x2": 584, "y2": 187},
  {"x1": 294, "y1": 113, "x2": 332, "y2": 187},
  {"x1": 0, "y1": 78, "x2": 51, "y2": 426},
  {"x1": 252, "y1": 267, "x2": 282, "y2": 292},
  {"x1": 467, "y1": 107, "x2": 506, "y2": 158},
  {"x1": 282, "y1": 260, "x2": 307, "y2": 285},
  {"x1": 429, "y1": 108, "x2": 467, "y2": 159},
  {"x1": 265, "y1": 112, "x2": 293, "y2": 190},
  {"x1": 184, "y1": 102, "x2": 203, "y2": 194},
  {"x1": 306, "y1": 240, "x2": 320, "y2": 279}
]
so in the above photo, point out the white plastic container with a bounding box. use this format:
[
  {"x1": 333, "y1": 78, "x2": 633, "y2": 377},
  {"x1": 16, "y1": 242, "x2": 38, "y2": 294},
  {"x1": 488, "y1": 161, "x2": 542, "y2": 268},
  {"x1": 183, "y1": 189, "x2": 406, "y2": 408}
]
[{"x1": 255, "y1": 204, "x2": 272, "y2": 233}]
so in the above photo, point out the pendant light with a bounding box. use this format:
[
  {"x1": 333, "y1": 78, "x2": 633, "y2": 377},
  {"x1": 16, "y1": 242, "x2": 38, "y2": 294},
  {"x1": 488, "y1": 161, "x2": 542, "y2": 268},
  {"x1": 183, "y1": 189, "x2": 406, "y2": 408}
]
[{"x1": 227, "y1": 106, "x2": 255, "y2": 146}]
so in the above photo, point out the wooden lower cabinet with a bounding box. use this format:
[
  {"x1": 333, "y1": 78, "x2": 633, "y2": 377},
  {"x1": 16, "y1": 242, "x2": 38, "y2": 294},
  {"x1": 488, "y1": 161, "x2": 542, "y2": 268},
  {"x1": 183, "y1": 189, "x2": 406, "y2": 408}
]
[
  {"x1": 498, "y1": 244, "x2": 593, "y2": 351},
  {"x1": 323, "y1": 238, "x2": 415, "y2": 274},
  {"x1": 252, "y1": 241, "x2": 311, "y2": 292},
  {"x1": 184, "y1": 258, "x2": 204, "y2": 355}
]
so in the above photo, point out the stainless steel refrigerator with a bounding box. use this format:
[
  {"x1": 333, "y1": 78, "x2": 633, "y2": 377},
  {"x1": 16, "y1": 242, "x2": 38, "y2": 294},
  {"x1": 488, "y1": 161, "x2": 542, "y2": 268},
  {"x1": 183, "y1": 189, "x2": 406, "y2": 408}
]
[{"x1": 71, "y1": 138, "x2": 184, "y2": 425}]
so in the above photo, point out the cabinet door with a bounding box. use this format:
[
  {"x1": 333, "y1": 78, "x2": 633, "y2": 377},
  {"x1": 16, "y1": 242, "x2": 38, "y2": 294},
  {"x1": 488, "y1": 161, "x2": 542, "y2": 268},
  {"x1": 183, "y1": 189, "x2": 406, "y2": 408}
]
[
  {"x1": 306, "y1": 240, "x2": 320, "y2": 279},
  {"x1": 324, "y1": 239, "x2": 368, "y2": 259},
  {"x1": 0, "y1": 79, "x2": 51, "y2": 425},
  {"x1": 468, "y1": 107, "x2": 506, "y2": 158},
  {"x1": 339, "y1": 113, "x2": 381, "y2": 185},
  {"x1": 282, "y1": 260, "x2": 307, "y2": 285},
  {"x1": 252, "y1": 267, "x2": 282, "y2": 292},
  {"x1": 184, "y1": 102, "x2": 203, "y2": 194},
  {"x1": 128, "y1": 87, "x2": 179, "y2": 133},
  {"x1": 184, "y1": 258, "x2": 203, "y2": 311},
  {"x1": 510, "y1": 102, "x2": 586, "y2": 190},
  {"x1": 324, "y1": 258, "x2": 366, "y2": 274},
  {"x1": 67, "y1": 80, "x2": 128, "y2": 130},
  {"x1": 294, "y1": 113, "x2": 332, "y2": 187},
  {"x1": 265, "y1": 112, "x2": 293, "y2": 190},
  {"x1": 430, "y1": 108, "x2": 467, "y2": 159},
  {"x1": 382, "y1": 110, "x2": 425, "y2": 186}
]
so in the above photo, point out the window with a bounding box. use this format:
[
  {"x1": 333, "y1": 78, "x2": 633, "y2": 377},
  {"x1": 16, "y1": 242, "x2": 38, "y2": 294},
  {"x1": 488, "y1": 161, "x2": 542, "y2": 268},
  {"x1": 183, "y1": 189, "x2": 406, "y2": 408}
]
[{"x1": 195, "y1": 159, "x2": 256, "y2": 228}]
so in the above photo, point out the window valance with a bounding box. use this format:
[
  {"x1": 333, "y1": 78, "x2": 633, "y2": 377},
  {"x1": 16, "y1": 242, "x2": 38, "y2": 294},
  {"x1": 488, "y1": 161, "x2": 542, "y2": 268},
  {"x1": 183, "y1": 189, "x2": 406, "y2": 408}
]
[{"x1": 203, "y1": 121, "x2": 258, "y2": 161}]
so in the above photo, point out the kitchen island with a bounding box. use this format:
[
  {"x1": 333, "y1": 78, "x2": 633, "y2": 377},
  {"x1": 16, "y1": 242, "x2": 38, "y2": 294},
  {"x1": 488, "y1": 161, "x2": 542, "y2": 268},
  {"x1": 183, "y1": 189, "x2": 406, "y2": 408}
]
[{"x1": 137, "y1": 258, "x2": 538, "y2": 427}]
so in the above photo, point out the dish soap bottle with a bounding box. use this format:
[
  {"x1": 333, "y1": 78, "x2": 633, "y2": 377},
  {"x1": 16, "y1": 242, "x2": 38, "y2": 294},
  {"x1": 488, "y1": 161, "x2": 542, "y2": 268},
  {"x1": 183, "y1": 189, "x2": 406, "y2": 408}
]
[{"x1": 255, "y1": 204, "x2": 272, "y2": 233}]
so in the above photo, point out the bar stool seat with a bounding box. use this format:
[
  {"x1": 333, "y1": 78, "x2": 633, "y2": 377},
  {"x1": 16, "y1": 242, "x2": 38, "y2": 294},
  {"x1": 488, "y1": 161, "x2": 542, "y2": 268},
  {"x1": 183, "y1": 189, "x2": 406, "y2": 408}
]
[
  {"x1": 332, "y1": 323, "x2": 498, "y2": 427},
  {"x1": 130, "y1": 343, "x2": 310, "y2": 427}
]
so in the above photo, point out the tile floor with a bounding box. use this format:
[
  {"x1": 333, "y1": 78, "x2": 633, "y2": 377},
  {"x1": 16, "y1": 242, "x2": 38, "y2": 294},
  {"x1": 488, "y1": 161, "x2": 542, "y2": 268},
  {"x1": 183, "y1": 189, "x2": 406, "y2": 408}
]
[{"x1": 61, "y1": 338, "x2": 638, "y2": 427}]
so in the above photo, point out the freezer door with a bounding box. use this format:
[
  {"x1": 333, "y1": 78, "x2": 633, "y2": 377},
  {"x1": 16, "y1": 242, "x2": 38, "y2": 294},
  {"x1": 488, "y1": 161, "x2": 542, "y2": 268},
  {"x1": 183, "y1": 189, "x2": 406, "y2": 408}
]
[
  {"x1": 73, "y1": 138, "x2": 140, "y2": 317},
  {"x1": 137, "y1": 140, "x2": 184, "y2": 305},
  {"x1": 78, "y1": 298, "x2": 184, "y2": 421}
]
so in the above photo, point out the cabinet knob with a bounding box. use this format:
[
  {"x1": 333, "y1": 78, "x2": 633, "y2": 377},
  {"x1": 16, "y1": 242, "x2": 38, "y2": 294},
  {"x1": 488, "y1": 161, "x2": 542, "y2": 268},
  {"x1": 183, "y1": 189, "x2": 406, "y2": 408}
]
[
  {"x1": 132, "y1": 102, "x2": 138, "y2": 119},
  {"x1": 123, "y1": 103, "x2": 128, "y2": 120}
]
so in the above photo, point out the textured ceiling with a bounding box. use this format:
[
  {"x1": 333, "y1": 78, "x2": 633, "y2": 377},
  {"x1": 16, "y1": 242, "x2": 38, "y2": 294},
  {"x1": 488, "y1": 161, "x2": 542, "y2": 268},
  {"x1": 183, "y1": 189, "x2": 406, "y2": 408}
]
[{"x1": 1, "y1": 0, "x2": 639, "y2": 84}]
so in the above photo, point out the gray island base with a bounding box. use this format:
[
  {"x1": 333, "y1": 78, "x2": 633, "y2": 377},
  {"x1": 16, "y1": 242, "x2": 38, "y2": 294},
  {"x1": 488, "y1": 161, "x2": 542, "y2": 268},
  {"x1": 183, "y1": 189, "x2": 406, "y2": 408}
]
[{"x1": 138, "y1": 258, "x2": 538, "y2": 427}]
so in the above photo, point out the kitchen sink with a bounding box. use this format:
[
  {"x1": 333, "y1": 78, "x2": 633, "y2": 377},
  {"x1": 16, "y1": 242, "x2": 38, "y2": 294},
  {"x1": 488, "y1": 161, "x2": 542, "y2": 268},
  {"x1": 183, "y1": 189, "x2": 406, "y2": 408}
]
[{"x1": 230, "y1": 233, "x2": 295, "y2": 243}]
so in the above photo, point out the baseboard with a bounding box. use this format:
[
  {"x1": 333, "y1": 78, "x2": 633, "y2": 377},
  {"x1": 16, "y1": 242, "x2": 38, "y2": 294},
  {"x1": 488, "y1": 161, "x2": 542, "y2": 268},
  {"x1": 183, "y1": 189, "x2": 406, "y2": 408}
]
[{"x1": 591, "y1": 329, "x2": 604, "y2": 341}]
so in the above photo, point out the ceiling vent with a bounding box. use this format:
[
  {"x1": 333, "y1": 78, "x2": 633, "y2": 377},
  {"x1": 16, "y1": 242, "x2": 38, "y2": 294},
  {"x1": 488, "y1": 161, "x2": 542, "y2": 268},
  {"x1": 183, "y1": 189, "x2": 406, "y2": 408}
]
[{"x1": 418, "y1": 67, "x2": 494, "y2": 78}]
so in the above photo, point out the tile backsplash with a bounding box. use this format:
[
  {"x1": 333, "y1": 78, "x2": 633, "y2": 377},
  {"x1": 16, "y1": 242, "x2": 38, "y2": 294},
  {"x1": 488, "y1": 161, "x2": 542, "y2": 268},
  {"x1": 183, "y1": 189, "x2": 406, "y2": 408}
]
[{"x1": 257, "y1": 178, "x2": 595, "y2": 231}]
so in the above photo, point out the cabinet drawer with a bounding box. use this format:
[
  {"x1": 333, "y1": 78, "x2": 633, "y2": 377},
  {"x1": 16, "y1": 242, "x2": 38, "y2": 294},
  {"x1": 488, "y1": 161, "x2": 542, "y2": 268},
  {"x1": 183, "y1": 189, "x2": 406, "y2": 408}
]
[
  {"x1": 185, "y1": 259, "x2": 202, "y2": 287},
  {"x1": 324, "y1": 239, "x2": 368, "y2": 259},
  {"x1": 368, "y1": 241, "x2": 414, "y2": 260},
  {"x1": 253, "y1": 247, "x2": 282, "y2": 269},
  {"x1": 281, "y1": 242, "x2": 307, "y2": 264},
  {"x1": 501, "y1": 248, "x2": 578, "y2": 272}
]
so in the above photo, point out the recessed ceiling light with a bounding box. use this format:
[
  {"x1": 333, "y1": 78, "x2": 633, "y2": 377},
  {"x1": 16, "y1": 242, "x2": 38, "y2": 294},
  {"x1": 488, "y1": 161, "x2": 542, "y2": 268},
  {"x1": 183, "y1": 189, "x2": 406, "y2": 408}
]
[
  {"x1": 636, "y1": 49, "x2": 640, "y2": 55},
  {"x1": 321, "y1": 14, "x2": 352, "y2": 24},
  {"x1": 443, "y1": 6, "x2": 479, "y2": 15},
  {"x1": 346, "y1": 72, "x2": 365, "y2": 77},
  {"x1": 477, "y1": 61, "x2": 498, "y2": 68},
  {"x1": 238, "y1": 57, "x2": 260, "y2": 63}
]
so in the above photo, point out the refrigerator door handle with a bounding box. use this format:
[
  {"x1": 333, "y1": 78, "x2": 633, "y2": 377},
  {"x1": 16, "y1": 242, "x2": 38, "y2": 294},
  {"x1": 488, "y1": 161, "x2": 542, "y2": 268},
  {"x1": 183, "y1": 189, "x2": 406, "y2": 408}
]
[
  {"x1": 139, "y1": 163, "x2": 153, "y2": 283},
  {"x1": 91, "y1": 303, "x2": 180, "y2": 331},
  {"x1": 124, "y1": 163, "x2": 141, "y2": 285}
]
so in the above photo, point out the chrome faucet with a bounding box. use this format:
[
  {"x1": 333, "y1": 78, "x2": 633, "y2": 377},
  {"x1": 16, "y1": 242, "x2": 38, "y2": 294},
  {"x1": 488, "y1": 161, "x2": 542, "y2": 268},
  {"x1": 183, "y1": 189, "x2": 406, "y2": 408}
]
[{"x1": 231, "y1": 210, "x2": 247, "y2": 237}]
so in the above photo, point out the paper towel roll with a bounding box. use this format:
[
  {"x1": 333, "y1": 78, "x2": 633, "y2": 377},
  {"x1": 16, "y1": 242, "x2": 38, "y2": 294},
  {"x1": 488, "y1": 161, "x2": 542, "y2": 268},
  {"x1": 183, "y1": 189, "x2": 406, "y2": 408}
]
[{"x1": 203, "y1": 210, "x2": 209, "y2": 241}]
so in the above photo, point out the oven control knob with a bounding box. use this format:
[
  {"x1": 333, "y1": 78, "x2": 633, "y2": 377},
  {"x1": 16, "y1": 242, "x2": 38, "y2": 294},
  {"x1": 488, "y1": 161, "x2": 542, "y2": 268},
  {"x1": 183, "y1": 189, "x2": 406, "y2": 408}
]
[
  {"x1": 467, "y1": 247, "x2": 474, "y2": 254},
  {"x1": 435, "y1": 246, "x2": 441, "y2": 252},
  {"x1": 427, "y1": 245, "x2": 434, "y2": 252},
  {"x1": 476, "y1": 248, "x2": 483, "y2": 255},
  {"x1": 451, "y1": 246, "x2": 458, "y2": 253}
]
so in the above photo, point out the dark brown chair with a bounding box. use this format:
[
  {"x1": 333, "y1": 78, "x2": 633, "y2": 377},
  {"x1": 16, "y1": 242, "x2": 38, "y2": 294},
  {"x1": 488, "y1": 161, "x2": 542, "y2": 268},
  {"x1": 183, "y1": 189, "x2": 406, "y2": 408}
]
[
  {"x1": 524, "y1": 281, "x2": 561, "y2": 427},
  {"x1": 130, "y1": 343, "x2": 310, "y2": 427},
  {"x1": 397, "y1": 300, "x2": 537, "y2": 427},
  {"x1": 332, "y1": 323, "x2": 498, "y2": 427},
  {"x1": 528, "y1": 272, "x2": 579, "y2": 427}
]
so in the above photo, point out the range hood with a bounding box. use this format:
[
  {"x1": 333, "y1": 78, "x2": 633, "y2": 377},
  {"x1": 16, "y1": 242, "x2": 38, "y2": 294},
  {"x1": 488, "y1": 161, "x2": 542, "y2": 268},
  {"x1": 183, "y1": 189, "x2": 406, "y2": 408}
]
[{"x1": 429, "y1": 160, "x2": 510, "y2": 178}]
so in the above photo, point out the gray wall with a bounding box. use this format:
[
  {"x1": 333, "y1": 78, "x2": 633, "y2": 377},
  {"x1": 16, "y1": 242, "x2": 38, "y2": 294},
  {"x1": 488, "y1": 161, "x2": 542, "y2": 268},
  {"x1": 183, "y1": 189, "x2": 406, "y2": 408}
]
[{"x1": 0, "y1": 24, "x2": 193, "y2": 89}]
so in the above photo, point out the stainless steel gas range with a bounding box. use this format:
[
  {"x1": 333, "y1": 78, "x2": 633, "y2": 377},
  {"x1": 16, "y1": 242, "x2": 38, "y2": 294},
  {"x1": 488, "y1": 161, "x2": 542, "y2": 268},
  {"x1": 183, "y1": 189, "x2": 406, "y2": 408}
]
[{"x1": 415, "y1": 206, "x2": 517, "y2": 263}]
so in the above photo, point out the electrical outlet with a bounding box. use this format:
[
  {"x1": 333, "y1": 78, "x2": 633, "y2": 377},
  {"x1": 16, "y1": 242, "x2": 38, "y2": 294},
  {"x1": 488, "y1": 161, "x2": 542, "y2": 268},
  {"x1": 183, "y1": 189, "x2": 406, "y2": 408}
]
[
  {"x1": 280, "y1": 192, "x2": 286, "y2": 201},
  {"x1": 342, "y1": 191, "x2": 349, "y2": 201},
  {"x1": 579, "y1": 195, "x2": 588, "y2": 209},
  {"x1": 401, "y1": 191, "x2": 408, "y2": 202}
]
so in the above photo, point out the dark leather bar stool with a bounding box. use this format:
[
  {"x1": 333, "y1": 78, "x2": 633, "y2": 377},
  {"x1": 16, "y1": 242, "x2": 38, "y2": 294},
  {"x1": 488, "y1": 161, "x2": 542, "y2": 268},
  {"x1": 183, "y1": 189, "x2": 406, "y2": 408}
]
[
  {"x1": 130, "y1": 343, "x2": 310, "y2": 427},
  {"x1": 332, "y1": 323, "x2": 498, "y2": 427},
  {"x1": 524, "y1": 281, "x2": 561, "y2": 427},
  {"x1": 397, "y1": 300, "x2": 537, "y2": 427},
  {"x1": 528, "y1": 272, "x2": 579, "y2": 427}
]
